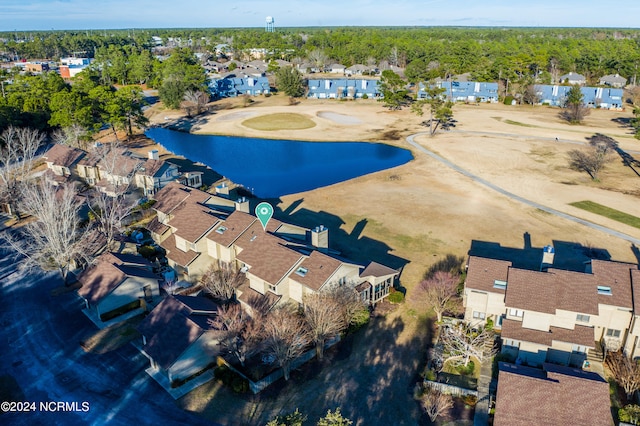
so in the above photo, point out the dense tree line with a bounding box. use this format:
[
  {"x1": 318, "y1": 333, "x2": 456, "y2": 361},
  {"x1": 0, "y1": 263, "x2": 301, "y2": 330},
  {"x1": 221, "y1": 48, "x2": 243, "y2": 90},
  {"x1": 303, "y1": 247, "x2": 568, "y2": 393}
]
[{"x1": 4, "y1": 27, "x2": 639, "y2": 85}]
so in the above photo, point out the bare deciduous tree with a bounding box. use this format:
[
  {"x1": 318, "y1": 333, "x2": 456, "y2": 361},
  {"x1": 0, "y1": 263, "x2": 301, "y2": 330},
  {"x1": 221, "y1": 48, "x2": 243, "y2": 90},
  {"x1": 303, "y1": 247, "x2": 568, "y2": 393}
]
[
  {"x1": 6, "y1": 180, "x2": 90, "y2": 283},
  {"x1": 303, "y1": 292, "x2": 345, "y2": 360},
  {"x1": 209, "y1": 304, "x2": 261, "y2": 367},
  {"x1": 51, "y1": 125, "x2": 89, "y2": 150},
  {"x1": 607, "y1": 350, "x2": 640, "y2": 399},
  {"x1": 324, "y1": 283, "x2": 369, "y2": 329},
  {"x1": 418, "y1": 271, "x2": 461, "y2": 323},
  {"x1": 182, "y1": 89, "x2": 209, "y2": 116},
  {"x1": 568, "y1": 138, "x2": 614, "y2": 180},
  {"x1": 0, "y1": 126, "x2": 44, "y2": 217},
  {"x1": 88, "y1": 190, "x2": 136, "y2": 249},
  {"x1": 201, "y1": 264, "x2": 243, "y2": 303},
  {"x1": 308, "y1": 49, "x2": 328, "y2": 71},
  {"x1": 440, "y1": 322, "x2": 496, "y2": 367},
  {"x1": 421, "y1": 388, "x2": 453, "y2": 422},
  {"x1": 262, "y1": 309, "x2": 310, "y2": 380}
]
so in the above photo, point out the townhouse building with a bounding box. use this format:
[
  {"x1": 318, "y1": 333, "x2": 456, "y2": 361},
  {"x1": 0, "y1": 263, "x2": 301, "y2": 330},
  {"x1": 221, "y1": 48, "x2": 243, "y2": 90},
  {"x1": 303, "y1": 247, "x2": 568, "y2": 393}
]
[{"x1": 464, "y1": 245, "x2": 639, "y2": 367}]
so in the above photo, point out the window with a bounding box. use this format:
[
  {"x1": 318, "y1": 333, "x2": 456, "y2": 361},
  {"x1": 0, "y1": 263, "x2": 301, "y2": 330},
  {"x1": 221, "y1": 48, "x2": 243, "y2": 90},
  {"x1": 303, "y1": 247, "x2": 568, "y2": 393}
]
[
  {"x1": 503, "y1": 339, "x2": 520, "y2": 348},
  {"x1": 597, "y1": 286, "x2": 612, "y2": 295},
  {"x1": 606, "y1": 329, "x2": 621, "y2": 338},
  {"x1": 576, "y1": 314, "x2": 590, "y2": 323},
  {"x1": 295, "y1": 267, "x2": 308, "y2": 277},
  {"x1": 572, "y1": 345, "x2": 586, "y2": 354},
  {"x1": 509, "y1": 308, "x2": 524, "y2": 318},
  {"x1": 473, "y1": 311, "x2": 486, "y2": 320},
  {"x1": 268, "y1": 284, "x2": 277, "y2": 294},
  {"x1": 493, "y1": 280, "x2": 507, "y2": 290}
]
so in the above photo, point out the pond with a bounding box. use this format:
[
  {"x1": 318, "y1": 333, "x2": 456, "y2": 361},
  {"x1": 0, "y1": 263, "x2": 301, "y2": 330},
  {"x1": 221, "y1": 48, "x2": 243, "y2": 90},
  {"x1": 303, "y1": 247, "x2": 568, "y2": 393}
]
[{"x1": 145, "y1": 128, "x2": 413, "y2": 198}]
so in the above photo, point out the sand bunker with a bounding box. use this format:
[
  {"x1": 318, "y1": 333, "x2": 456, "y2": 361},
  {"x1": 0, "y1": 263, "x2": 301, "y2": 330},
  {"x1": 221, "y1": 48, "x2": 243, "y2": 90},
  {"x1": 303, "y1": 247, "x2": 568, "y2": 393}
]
[
  {"x1": 216, "y1": 111, "x2": 258, "y2": 122},
  {"x1": 317, "y1": 111, "x2": 363, "y2": 125}
]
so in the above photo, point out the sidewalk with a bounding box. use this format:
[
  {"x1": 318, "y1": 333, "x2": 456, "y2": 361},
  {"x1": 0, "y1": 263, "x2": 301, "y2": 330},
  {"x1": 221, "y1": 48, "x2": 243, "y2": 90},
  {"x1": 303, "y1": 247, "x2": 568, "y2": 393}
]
[
  {"x1": 145, "y1": 367, "x2": 215, "y2": 400},
  {"x1": 473, "y1": 358, "x2": 493, "y2": 426}
]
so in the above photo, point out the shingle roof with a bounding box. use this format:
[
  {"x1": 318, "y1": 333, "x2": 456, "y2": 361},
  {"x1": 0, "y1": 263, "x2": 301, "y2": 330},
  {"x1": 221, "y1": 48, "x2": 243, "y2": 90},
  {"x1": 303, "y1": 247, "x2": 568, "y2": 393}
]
[
  {"x1": 169, "y1": 201, "x2": 221, "y2": 243},
  {"x1": 206, "y1": 210, "x2": 257, "y2": 248},
  {"x1": 152, "y1": 182, "x2": 211, "y2": 216},
  {"x1": 77, "y1": 252, "x2": 157, "y2": 304},
  {"x1": 633, "y1": 270, "x2": 640, "y2": 315},
  {"x1": 160, "y1": 234, "x2": 200, "y2": 267},
  {"x1": 505, "y1": 268, "x2": 599, "y2": 315},
  {"x1": 236, "y1": 229, "x2": 303, "y2": 286},
  {"x1": 465, "y1": 256, "x2": 512, "y2": 294},
  {"x1": 146, "y1": 216, "x2": 170, "y2": 236},
  {"x1": 288, "y1": 250, "x2": 343, "y2": 292},
  {"x1": 43, "y1": 144, "x2": 85, "y2": 168},
  {"x1": 137, "y1": 159, "x2": 169, "y2": 177},
  {"x1": 501, "y1": 318, "x2": 595, "y2": 347},
  {"x1": 360, "y1": 261, "x2": 398, "y2": 279},
  {"x1": 495, "y1": 362, "x2": 611, "y2": 426},
  {"x1": 590, "y1": 259, "x2": 635, "y2": 309},
  {"x1": 137, "y1": 295, "x2": 220, "y2": 370}
]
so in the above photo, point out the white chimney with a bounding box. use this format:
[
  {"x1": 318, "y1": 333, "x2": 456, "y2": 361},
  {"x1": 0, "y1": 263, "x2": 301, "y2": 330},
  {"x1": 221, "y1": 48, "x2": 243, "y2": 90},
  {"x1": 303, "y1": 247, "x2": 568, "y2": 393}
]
[
  {"x1": 215, "y1": 182, "x2": 229, "y2": 198},
  {"x1": 541, "y1": 245, "x2": 555, "y2": 271},
  {"x1": 148, "y1": 150, "x2": 159, "y2": 160},
  {"x1": 234, "y1": 196, "x2": 249, "y2": 213}
]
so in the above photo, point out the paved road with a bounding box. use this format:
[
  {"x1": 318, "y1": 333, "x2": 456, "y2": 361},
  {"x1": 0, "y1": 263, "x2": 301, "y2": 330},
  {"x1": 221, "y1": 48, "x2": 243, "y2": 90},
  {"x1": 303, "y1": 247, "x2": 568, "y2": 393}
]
[
  {"x1": 0, "y1": 238, "x2": 211, "y2": 426},
  {"x1": 406, "y1": 132, "x2": 640, "y2": 246}
]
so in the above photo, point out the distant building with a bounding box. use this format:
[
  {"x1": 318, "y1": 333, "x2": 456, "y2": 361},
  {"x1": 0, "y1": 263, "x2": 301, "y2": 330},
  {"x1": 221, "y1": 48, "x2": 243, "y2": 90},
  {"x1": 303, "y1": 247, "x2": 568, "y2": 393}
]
[
  {"x1": 599, "y1": 73, "x2": 627, "y2": 88},
  {"x1": 307, "y1": 79, "x2": 382, "y2": 99},
  {"x1": 417, "y1": 81, "x2": 499, "y2": 103},
  {"x1": 59, "y1": 57, "x2": 91, "y2": 79},
  {"x1": 559, "y1": 72, "x2": 586, "y2": 86},
  {"x1": 209, "y1": 75, "x2": 271, "y2": 98},
  {"x1": 535, "y1": 85, "x2": 623, "y2": 109}
]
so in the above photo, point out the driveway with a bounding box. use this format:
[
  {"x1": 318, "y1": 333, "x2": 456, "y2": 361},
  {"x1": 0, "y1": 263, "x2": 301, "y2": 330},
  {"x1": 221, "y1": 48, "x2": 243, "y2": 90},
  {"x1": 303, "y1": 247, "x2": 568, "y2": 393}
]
[{"x1": 0, "y1": 240, "x2": 212, "y2": 426}]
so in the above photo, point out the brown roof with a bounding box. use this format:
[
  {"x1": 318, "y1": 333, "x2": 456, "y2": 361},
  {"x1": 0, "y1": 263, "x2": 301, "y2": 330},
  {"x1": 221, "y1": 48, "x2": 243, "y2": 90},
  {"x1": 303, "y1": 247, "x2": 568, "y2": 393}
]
[
  {"x1": 43, "y1": 144, "x2": 85, "y2": 168},
  {"x1": 160, "y1": 234, "x2": 200, "y2": 267},
  {"x1": 137, "y1": 295, "x2": 219, "y2": 370},
  {"x1": 77, "y1": 252, "x2": 157, "y2": 304},
  {"x1": 206, "y1": 210, "x2": 257, "y2": 248},
  {"x1": 289, "y1": 250, "x2": 343, "y2": 292},
  {"x1": 138, "y1": 159, "x2": 169, "y2": 177},
  {"x1": 501, "y1": 318, "x2": 595, "y2": 347},
  {"x1": 146, "y1": 216, "x2": 170, "y2": 236},
  {"x1": 98, "y1": 150, "x2": 141, "y2": 177},
  {"x1": 236, "y1": 279, "x2": 281, "y2": 312},
  {"x1": 495, "y1": 362, "x2": 612, "y2": 426},
  {"x1": 236, "y1": 229, "x2": 303, "y2": 286},
  {"x1": 465, "y1": 256, "x2": 512, "y2": 294},
  {"x1": 591, "y1": 259, "x2": 635, "y2": 309},
  {"x1": 152, "y1": 182, "x2": 210, "y2": 215},
  {"x1": 505, "y1": 268, "x2": 599, "y2": 315},
  {"x1": 169, "y1": 201, "x2": 221, "y2": 243},
  {"x1": 360, "y1": 261, "x2": 398, "y2": 279},
  {"x1": 633, "y1": 270, "x2": 640, "y2": 315}
]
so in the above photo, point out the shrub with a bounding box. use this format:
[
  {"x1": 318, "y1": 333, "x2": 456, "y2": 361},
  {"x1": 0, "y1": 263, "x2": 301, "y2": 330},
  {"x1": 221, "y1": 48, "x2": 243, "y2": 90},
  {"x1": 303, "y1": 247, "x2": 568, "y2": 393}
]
[
  {"x1": 456, "y1": 360, "x2": 475, "y2": 376},
  {"x1": 362, "y1": 93, "x2": 369, "y2": 100},
  {"x1": 137, "y1": 245, "x2": 157, "y2": 261},
  {"x1": 424, "y1": 369, "x2": 437, "y2": 381},
  {"x1": 485, "y1": 317, "x2": 494, "y2": 331},
  {"x1": 503, "y1": 96, "x2": 514, "y2": 105},
  {"x1": 231, "y1": 376, "x2": 249, "y2": 393},
  {"x1": 137, "y1": 199, "x2": 156, "y2": 210},
  {"x1": 619, "y1": 404, "x2": 640, "y2": 425},
  {"x1": 462, "y1": 394, "x2": 477, "y2": 407},
  {"x1": 387, "y1": 290, "x2": 405, "y2": 304}
]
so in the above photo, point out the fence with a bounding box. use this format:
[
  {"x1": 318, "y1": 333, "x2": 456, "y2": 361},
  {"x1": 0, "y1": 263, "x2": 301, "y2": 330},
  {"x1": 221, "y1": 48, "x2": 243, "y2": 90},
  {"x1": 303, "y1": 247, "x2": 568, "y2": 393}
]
[
  {"x1": 221, "y1": 335, "x2": 341, "y2": 394},
  {"x1": 423, "y1": 380, "x2": 478, "y2": 398}
]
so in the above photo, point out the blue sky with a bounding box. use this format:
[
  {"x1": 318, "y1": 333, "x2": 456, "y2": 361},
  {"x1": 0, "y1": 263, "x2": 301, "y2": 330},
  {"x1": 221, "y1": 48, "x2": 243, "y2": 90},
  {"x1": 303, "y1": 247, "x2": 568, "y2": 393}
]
[{"x1": 1, "y1": 0, "x2": 638, "y2": 31}]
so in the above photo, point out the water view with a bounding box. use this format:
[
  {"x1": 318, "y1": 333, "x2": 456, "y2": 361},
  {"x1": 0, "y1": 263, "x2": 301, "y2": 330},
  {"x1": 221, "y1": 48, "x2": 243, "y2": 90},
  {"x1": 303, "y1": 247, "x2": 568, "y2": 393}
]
[{"x1": 145, "y1": 128, "x2": 413, "y2": 198}]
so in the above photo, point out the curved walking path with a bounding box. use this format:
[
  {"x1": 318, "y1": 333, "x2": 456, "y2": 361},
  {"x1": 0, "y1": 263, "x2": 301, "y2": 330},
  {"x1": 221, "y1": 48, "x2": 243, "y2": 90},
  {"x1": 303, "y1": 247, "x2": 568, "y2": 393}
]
[{"x1": 406, "y1": 132, "x2": 640, "y2": 246}]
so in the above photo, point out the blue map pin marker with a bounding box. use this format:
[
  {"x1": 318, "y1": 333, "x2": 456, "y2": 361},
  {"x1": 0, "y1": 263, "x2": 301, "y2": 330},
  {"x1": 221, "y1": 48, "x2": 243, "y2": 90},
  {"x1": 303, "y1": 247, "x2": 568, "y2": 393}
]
[{"x1": 255, "y1": 202, "x2": 273, "y2": 231}]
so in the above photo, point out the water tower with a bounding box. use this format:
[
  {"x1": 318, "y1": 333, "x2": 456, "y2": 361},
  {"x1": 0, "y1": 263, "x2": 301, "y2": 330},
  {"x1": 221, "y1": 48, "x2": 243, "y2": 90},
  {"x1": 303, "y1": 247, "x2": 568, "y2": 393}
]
[{"x1": 265, "y1": 16, "x2": 275, "y2": 32}]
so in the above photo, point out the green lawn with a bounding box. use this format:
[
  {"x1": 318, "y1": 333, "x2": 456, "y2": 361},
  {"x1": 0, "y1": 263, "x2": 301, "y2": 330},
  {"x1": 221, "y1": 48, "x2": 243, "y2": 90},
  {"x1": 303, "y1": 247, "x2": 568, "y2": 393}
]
[
  {"x1": 242, "y1": 113, "x2": 316, "y2": 131},
  {"x1": 570, "y1": 201, "x2": 640, "y2": 229}
]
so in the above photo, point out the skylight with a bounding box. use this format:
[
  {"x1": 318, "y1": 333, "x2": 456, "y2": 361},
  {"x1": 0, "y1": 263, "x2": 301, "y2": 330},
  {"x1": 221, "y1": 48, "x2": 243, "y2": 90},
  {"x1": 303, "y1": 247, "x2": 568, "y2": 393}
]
[
  {"x1": 597, "y1": 285, "x2": 612, "y2": 295},
  {"x1": 215, "y1": 226, "x2": 227, "y2": 234},
  {"x1": 295, "y1": 267, "x2": 308, "y2": 277},
  {"x1": 493, "y1": 280, "x2": 507, "y2": 289}
]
